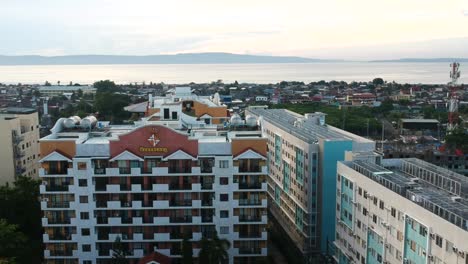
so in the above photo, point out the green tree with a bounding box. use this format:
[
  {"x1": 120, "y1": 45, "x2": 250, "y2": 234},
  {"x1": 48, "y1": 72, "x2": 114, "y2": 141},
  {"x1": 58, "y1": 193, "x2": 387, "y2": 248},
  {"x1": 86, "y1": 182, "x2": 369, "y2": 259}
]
[
  {"x1": 181, "y1": 232, "x2": 193, "y2": 264},
  {"x1": 0, "y1": 219, "x2": 27, "y2": 264},
  {"x1": 77, "y1": 89, "x2": 83, "y2": 98},
  {"x1": 372, "y1": 77, "x2": 384, "y2": 86},
  {"x1": 94, "y1": 80, "x2": 118, "y2": 93},
  {"x1": 112, "y1": 236, "x2": 129, "y2": 264},
  {"x1": 198, "y1": 232, "x2": 230, "y2": 264},
  {"x1": 0, "y1": 177, "x2": 42, "y2": 264}
]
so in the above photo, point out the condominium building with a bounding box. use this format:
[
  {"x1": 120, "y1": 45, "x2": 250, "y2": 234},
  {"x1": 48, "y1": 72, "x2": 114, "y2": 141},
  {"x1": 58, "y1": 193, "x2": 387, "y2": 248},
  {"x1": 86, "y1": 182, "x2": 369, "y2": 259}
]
[
  {"x1": 247, "y1": 107, "x2": 375, "y2": 260},
  {"x1": 335, "y1": 158, "x2": 468, "y2": 264},
  {"x1": 0, "y1": 107, "x2": 40, "y2": 184},
  {"x1": 39, "y1": 88, "x2": 268, "y2": 264}
]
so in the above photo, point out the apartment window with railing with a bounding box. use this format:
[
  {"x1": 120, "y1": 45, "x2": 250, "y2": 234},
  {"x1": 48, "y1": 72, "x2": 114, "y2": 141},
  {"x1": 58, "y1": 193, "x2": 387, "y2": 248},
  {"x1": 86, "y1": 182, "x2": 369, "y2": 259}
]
[{"x1": 219, "y1": 160, "x2": 229, "y2": 168}]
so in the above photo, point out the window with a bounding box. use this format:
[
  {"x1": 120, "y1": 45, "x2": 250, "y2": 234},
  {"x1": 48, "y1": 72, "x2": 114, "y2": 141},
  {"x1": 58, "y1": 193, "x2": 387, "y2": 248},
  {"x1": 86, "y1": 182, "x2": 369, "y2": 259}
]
[
  {"x1": 363, "y1": 208, "x2": 368, "y2": 216},
  {"x1": 391, "y1": 207, "x2": 396, "y2": 217},
  {"x1": 435, "y1": 235, "x2": 443, "y2": 247},
  {"x1": 372, "y1": 214, "x2": 377, "y2": 224},
  {"x1": 358, "y1": 187, "x2": 362, "y2": 196},
  {"x1": 219, "y1": 177, "x2": 229, "y2": 185},
  {"x1": 220, "y1": 194, "x2": 228, "y2": 201},
  {"x1": 219, "y1": 160, "x2": 229, "y2": 168},
  {"x1": 220, "y1": 226, "x2": 229, "y2": 234},
  {"x1": 83, "y1": 261, "x2": 92, "y2": 264},
  {"x1": 379, "y1": 201, "x2": 384, "y2": 210},
  {"x1": 220, "y1": 210, "x2": 229, "y2": 218},
  {"x1": 79, "y1": 196, "x2": 88, "y2": 203},
  {"x1": 373, "y1": 197, "x2": 378, "y2": 206},
  {"x1": 79, "y1": 179, "x2": 87, "y2": 187},
  {"x1": 82, "y1": 228, "x2": 90, "y2": 236},
  {"x1": 82, "y1": 244, "x2": 91, "y2": 252},
  {"x1": 80, "y1": 212, "x2": 89, "y2": 219},
  {"x1": 77, "y1": 162, "x2": 87, "y2": 170}
]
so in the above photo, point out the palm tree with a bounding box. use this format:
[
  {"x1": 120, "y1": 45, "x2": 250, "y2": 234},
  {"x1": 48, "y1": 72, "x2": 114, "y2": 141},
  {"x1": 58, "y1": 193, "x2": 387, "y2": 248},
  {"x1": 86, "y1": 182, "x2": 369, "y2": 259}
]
[{"x1": 198, "y1": 231, "x2": 230, "y2": 264}]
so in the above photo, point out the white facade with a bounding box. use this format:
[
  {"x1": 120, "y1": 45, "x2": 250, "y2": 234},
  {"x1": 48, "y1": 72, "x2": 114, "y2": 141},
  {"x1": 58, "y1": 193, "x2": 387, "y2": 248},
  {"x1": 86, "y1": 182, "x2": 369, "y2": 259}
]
[{"x1": 335, "y1": 158, "x2": 468, "y2": 264}]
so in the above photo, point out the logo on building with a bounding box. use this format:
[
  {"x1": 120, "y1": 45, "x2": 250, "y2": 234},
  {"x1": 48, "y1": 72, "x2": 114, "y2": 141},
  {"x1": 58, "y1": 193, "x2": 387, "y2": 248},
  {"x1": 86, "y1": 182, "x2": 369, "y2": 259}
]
[{"x1": 148, "y1": 133, "x2": 160, "y2": 147}]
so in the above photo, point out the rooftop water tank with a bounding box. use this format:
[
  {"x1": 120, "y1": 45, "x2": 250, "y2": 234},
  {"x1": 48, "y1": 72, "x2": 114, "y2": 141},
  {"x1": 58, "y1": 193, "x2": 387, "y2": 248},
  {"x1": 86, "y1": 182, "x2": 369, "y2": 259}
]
[
  {"x1": 80, "y1": 116, "x2": 98, "y2": 129},
  {"x1": 245, "y1": 115, "x2": 257, "y2": 127},
  {"x1": 230, "y1": 113, "x2": 243, "y2": 126},
  {"x1": 63, "y1": 116, "x2": 81, "y2": 128}
]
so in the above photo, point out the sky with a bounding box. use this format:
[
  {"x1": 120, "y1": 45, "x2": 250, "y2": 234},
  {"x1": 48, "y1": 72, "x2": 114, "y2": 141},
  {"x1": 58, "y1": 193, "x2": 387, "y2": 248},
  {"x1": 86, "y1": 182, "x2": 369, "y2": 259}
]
[{"x1": 1, "y1": 0, "x2": 468, "y2": 60}]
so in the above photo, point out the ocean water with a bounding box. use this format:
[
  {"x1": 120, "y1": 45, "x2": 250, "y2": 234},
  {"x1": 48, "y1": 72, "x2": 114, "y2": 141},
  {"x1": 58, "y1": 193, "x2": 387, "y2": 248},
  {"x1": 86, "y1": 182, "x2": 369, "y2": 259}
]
[{"x1": 0, "y1": 62, "x2": 465, "y2": 85}]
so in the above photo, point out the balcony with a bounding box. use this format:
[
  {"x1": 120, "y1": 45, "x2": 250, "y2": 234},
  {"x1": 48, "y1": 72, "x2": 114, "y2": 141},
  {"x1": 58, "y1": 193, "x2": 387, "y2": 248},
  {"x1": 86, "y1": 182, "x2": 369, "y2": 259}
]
[
  {"x1": 170, "y1": 232, "x2": 192, "y2": 240},
  {"x1": 45, "y1": 184, "x2": 70, "y2": 192},
  {"x1": 201, "y1": 182, "x2": 213, "y2": 190},
  {"x1": 168, "y1": 166, "x2": 192, "y2": 174},
  {"x1": 239, "y1": 232, "x2": 262, "y2": 238},
  {"x1": 239, "y1": 215, "x2": 262, "y2": 222},
  {"x1": 49, "y1": 249, "x2": 74, "y2": 257},
  {"x1": 47, "y1": 217, "x2": 71, "y2": 225},
  {"x1": 201, "y1": 199, "x2": 213, "y2": 206},
  {"x1": 169, "y1": 199, "x2": 192, "y2": 207},
  {"x1": 170, "y1": 216, "x2": 192, "y2": 223},
  {"x1": 43, "y1": 168, "x2": 70, "y2": 175},
  {"x1": 238, "y1": 165, "x2": 261, "y2": 173},
  {"x1": 239, "y1": 182, "x2": 262, "y2": 189},
  {"x1": 94, "y1": 168, "x2": 106, "y2": 175},
  {"x1": 119, "y1": 167, "x2": 131, "y2": 174},
  {"x1": 239, "y1": 247, "x2": 262, "y2": 255},
  {"x1": 12, "y1": 134, "x2": 24, "y2": 144},
  {"x1": 14, "y1": 150, "x2": 25, "y2": 159},
  {"x1": 48, "y1": 201, "x2": 71, "y2": 208},
  {"x1": 169, "y1": 183, "x2": 192, "y2": 190},
  {"x1": 201, "y1": 216, "x2": 213, "y2": 223},
  {"x1": 238, "y1": 199, "x2": 262, "y2": 206},
  {"x1": 48, "y1": 232, "x2": 73, "y2": 241}
]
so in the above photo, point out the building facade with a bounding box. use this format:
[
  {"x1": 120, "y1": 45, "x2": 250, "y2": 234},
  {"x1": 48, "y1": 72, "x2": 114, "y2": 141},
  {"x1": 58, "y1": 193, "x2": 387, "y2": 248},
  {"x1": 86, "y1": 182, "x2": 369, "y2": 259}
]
[
  {"x1": 247, "y1": 108, "x2": 374, "y2": 260},
  {"x1": 0, "y1": 107, "x2": 40, "y2": 184},
  {"x1": 39, "y1": 88, "x2": 268, "y2": 264},
  {"x1": 335, "y1": 158, "x2": 468, "y2": 264}
]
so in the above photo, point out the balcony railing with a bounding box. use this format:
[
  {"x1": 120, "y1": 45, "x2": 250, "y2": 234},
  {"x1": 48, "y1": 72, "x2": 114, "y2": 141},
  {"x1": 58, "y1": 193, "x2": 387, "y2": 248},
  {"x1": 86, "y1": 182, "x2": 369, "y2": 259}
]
[
  {"x1": 201, "y1": 216, "x2": 213, "y2": 223},
  {"x1": 169, "y1": 183, "x2": 192, "y2": 190},
  {"x1": 169, "y1": 199, "x2": 192, "y2": 207},
  {"x1": 201, "y1": 199, "x2": 213, "y2": 206},
  {"x1": 48, "y1": 232, "x2": 73, "y2": 240},
  {"x1": 48, "y1": 201, "x2": 71, "y2": 208},
  {"x1": 119, "y1": 167, "x2": 131, "y2": 174},
  {"x1": 238, "y1": 199, "x2": 262, "y2": 206},
  {"x1": 239, "y1": 247, "x2": 262, "y2": 254},
  {"x1": 49, "y1": 249, "x2": 74, "y2": 256},
  {"x1": 46, "y1": 184, "x2": 69, "y2": 192},
  {"x1": 94, "y1": 168, "x2": 106, "y2": 174},
  {"x1": 44, "y1": 168, "x2": 69, "y2": 175},
  {"x1": 239, "y1": 182, "x2": 262, "y2": 189},
  {"x1": 140, "y1": 167, "x2": 153, "y2": 174},
  {"x1": 47, "y1": 217, "x2": 71, "y2": 225},
  {"x1": 170, "y1": 216, "x2": 192, "y2": 223},
  {"x1": 170, "y1": 232, "x2": 192, "y2": 240},
  {"x1": 201, "y1": 182, "x2": 213, "y2": 190},
  {"x1": 168, "y1": 167, "x2": 192, "y2": 173},
  {"x1": 239, "y1": 232, "x2": 262, "y2": 238},
  {"x1": 238, "y1": 166, "x2": 261, "y2": 173},
  {"x1": 239, "y1": 215, "x2": 262, "y2": 222}
]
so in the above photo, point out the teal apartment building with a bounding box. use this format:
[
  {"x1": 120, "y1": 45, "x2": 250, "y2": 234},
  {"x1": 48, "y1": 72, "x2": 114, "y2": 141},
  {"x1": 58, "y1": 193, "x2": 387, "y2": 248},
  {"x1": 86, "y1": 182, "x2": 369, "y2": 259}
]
[{"x1": 247, "y1": 107, "x2": 374, "y2": 261}]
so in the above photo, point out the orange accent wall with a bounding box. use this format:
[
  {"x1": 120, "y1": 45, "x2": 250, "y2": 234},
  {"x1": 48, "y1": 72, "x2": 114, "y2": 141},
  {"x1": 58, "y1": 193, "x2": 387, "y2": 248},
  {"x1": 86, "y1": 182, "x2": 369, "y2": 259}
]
[
  {"x1": 231, "y1": 138, "x2": 267, "y2": 157},
  {"x1": 40, "y1": 141, "x2": 76, "y2": 159},
  {"x1": 192, "y1": 101, "x2": 228, "y2": 118},
  {"x1": 146, "y1": 108, "x2": 160, "y2": 117}
]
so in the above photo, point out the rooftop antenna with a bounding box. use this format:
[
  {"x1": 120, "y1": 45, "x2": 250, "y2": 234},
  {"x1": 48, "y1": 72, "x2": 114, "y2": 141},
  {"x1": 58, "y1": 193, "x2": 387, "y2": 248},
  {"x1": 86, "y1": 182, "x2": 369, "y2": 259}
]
[{"x1": 447, "y1": 62, "x2": 460, "y2": 132}]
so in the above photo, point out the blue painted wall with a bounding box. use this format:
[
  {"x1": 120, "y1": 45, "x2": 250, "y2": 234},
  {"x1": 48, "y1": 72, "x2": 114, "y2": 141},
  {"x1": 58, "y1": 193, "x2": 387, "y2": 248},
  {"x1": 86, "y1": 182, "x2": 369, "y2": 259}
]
[
  {"x1": 404, "y1": 216, "x2": 428, "y2": 264},
  {"x1": 320, "y1": 140, "x2": 353, "y2": 253}
]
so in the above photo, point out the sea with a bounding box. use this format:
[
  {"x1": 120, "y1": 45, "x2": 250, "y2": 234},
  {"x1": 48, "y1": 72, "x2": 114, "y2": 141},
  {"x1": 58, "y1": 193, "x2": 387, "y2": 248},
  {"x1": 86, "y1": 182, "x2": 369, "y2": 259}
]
[{"x1": 0, "y1": 62, "x2": 465, "y2": 85}]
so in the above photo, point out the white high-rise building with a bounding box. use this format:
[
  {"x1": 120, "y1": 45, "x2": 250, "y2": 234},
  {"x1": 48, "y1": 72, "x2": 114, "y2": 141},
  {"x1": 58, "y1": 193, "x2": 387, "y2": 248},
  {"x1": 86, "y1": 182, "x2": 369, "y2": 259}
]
[
  {"x1": 39, "y1": 88, "x2": 268, "y2": 264},
  {"x1": 335, "y1": 158, "x2": 468, "y2": 264}
]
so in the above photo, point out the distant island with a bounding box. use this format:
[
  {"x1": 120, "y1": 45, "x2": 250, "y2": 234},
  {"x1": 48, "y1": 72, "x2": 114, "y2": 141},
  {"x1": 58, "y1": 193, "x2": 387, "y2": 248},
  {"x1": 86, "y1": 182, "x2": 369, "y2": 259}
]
[
  {"x1": 0, "y1": 53, "x2": 466, "y2": 65},
  {"x1": 371, "y1": 58, "x2": 468, "y2": 63},
  {"x1": 0, "y1": 53, "x2": 338, "y2": 65}
]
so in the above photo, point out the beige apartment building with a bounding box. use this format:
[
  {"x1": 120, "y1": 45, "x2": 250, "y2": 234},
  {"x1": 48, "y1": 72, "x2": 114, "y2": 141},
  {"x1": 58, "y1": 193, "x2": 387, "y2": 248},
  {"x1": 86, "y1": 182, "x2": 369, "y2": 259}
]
[{"x1": 0, "y1": 107, "x2": 41, "y2": 185}]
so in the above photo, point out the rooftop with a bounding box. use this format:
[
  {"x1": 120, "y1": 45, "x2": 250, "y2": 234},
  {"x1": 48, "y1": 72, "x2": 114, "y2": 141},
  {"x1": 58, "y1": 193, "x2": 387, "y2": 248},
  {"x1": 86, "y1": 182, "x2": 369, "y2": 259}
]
[
  {"x1": 344, "y1": 158, "x2": 468, "y2": 230},
  {"x1": 400, "y1": 118, "x2": 439, "y2": 123},
  {"x1": 0, "y1": 107, "x2": 37, "y2": 114},
  {"x1": 248, "y1": 108, "x2": 373, "y2": 144}
]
